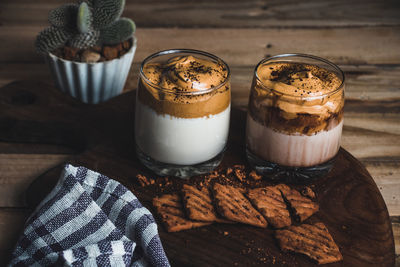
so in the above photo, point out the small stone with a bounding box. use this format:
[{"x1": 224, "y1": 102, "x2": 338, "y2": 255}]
[
  {"x1": 116, "y1": 43, "x2": 124, "y2": 52},
  {"x1": 91, "y1": 46, "x2": 102, "y2": 52},
  {"x1": 51, "y1": 47, "x2": 64, "y2": 58},
  {"x1": 63, "y1": 46, "x2": 79, "y2": 61},
  {"x1": 103, "y1": 46, "x2": 119, "y2": 60},
  {"x1": 122, "y1": 40, "x2": 131, "y2": 50},
  {"x1": 81, "y1": 50, "x2": 101, "y2": 63}
]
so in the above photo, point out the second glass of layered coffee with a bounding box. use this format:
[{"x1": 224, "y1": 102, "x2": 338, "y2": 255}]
[
  {"x1": 246, "y1": 54, "x2": 344, "y2": 182},
  {"x1": 135, "y1": 49, "x2": 231, "y2": 178}
]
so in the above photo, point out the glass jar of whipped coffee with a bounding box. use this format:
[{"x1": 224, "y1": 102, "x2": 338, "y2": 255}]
[
  {"x1": 246, "y1": 54, "x2": 344, "y2": 182},
  {"x1": 135, "y1": 49, "x2": 231, "y2": 178}
]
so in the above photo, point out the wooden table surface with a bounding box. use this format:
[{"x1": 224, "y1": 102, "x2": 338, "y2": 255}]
[{"x1": 0, "y1": 0, "x2": 399, "y2": 265}]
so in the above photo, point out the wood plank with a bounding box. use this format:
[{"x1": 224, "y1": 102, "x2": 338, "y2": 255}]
[
  {"x1": 1, "y1": 63, "x2": 400, "y2": 101},
  {"x1": 370, "y1": 162, "x2": 400, "y2": 218},
  {"x1": 1, "y1": 0, "x2": 399, "y2": 28},
  {"x1": 0, "y1": 154, "x2": 70, "y2": 208},
  {"x1": 1, "y1": 27, "x2": 400, "y2": 65},
  {"x1": 393, "y1": 217, "x2": 400, "y2": 266},
  {"x1": 0, "y1": 208, "x2": 30, "y2": 266},
  {"x1": 342, "y1": 126, "x2": 400, "y2": 160},
  {"x1": 1, "y1": 64, "x2": 399, "y2": 139},
  {"x1": 0, "y1": 141, "x2": 76, "y2": 154}
]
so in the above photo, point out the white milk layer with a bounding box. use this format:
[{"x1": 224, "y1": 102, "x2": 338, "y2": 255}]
[
  {"x1": 135, "y1": 100, "x2": 230, "y2": 165},
  {"x1": 246, "y1": 114, "x2": 343, "y2": 167}
]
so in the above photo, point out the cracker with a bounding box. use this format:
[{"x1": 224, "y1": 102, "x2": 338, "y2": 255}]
[
  {"x1": 247, "y1": 187, "x2": 291, "y2": 228},
  {"x1": 153, "y1": 194, "x2": 211, "y2": 232},
  {"x1": 182, "y1": 184, "x2": 231, "y2": 223},
  {"x1": 277, "y1": 184, "x2": 319, "y2": 222},
  {"x1": 211, "y1": 183, "x2": 267, "y2": 228},
  {"x1": 275, "y1": 222, "x2": 342, "y2": 264}
]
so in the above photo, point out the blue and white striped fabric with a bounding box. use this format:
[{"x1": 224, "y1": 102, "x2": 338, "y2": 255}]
[{"x1": 9, "y1": 164, "x2": 170, "y2": 267}]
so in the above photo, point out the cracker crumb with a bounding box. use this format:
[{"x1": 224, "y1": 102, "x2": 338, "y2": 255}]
[
  {"x1": 301, "y1": 186, "x2": 316, "y2": 199},
  {"x1": 249, "y1": 170, "x2": 262, "y2": 181},
  {"x1": 234, "y1": 168, "x2": 246, "y2": 182},
  {"x1": 136, "y1": 174, "x2": 150, "y2": 187},
  {"x1": 233, "y1": 164, "x2": 245, "y2": 170}
]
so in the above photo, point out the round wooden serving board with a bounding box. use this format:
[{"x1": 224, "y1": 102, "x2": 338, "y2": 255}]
[{"x1": 0, "y1": 81, "x2": 394, "y2": 266}]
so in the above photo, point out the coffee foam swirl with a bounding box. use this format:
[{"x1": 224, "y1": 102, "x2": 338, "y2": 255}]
[
  {"x1": 138, "y1": 55, "x2": 230, "y2": 118},
  {"x1": 256, "y1": 62, "x2": 343, "y2": 117},
  {"x1": 249, "y1": 62, "x2": 344, "y2": 135},
  {"x1": 143, "y1": 55, "x2": 228, "y2": 92}
]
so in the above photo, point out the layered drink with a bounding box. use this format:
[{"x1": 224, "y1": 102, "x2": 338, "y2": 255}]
[
  {"x1": 246, "y1": 54, "x2": 344, "y2": 181},
  {"x1": 135, "y1": 49, "x2": 230, "y2": 177}
]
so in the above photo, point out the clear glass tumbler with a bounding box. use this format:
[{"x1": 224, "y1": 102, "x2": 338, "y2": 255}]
[
  {"x1": 135, "y1": 49, "x2": 231, "y2": 178},
  {"x1": 246, "y1": 54, "x2": 345, "y2": 182}
]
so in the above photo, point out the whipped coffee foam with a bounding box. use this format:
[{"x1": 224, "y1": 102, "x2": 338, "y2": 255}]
[{"x1": 138, "y1": 55, "x2": 230, "y2": 118}]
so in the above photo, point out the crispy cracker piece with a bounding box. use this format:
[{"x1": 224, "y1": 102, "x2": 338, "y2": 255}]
[
  {"x1": 182, "y1": 184, "x2": 231, "y2": 223},
  {"x1": 275, "y1": 222, "x2": 343, "y2": 264},
  {"x1": 276, "y1": 184, "x2": 319, "y2": 222},
  {"x1": 247, "y1": 187, "x2": 291, "y2": 228},
  {"x1": 212, "y1": 183, "x2": 267, "y2": 228},
  {"x1": 232, "y1": 165, "x2": 246, "y2": 182},
  {"x1": 249, "y1": 170, "x2": 262, "y2": 181},
  {"x1": 153, "y1": 194, "x2": 211, "y2": 232}
]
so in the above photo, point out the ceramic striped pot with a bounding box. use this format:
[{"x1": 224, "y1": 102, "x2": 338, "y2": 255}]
[{"x1": 46, "y1": 37, "x2": 137, "y2": 104}]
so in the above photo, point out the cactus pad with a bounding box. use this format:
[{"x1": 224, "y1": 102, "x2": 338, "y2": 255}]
[
  {"x1": 35, "y1": 27, "x2": 72, "y2": 53},
  {"x1": 48, "y1": 4, "x2": 78, "y2": 28},
  {"x1": 77, "y1": 2, "x2": 92, "y2": 34},
  {"x1": 100, "y1": 18, "x2": 135, "y2": 45},
  {"x1": 69, "y1": 30, "x2": 100, "y2": 49},
  {"x1": 93, "y1": 0, "x2": 125, "y2": 29}
]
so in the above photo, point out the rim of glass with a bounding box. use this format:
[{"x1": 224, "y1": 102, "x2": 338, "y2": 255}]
[
  {"x1": 254, "y1": 53, "x2": 345, "y2": 100},
  {"x1": 139, "y1": 49, "x2": 231, "y2": 95}
]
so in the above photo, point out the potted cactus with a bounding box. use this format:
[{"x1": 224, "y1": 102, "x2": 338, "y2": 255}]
[{"x1": 35, "y1": 0, "x2": 137, "y2": 104}]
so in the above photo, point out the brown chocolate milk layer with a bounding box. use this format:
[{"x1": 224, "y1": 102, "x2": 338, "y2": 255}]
[
  {"x1": 248, "y1": 62, "x2": 344, "y2": 135},
  {"x1": 138, "y1": 55, "x2": 230, "y2": 118}
]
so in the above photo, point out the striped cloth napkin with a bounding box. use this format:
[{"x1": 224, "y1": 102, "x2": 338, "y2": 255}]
[{"x1": 9, "y1": 164, "x2": 170, "y2": 267}]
